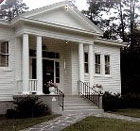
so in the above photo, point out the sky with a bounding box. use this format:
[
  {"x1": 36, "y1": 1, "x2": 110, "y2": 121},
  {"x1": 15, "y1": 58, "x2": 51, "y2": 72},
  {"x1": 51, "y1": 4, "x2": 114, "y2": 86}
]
[{"x1": 23, "y1": 0, "x2": 88, "y2": 11}]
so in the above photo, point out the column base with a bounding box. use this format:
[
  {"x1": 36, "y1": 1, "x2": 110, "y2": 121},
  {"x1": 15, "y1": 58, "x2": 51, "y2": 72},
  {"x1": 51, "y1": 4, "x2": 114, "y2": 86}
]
[{"x1": 21, "y1": 92, "x2": 30, "y2": 95}]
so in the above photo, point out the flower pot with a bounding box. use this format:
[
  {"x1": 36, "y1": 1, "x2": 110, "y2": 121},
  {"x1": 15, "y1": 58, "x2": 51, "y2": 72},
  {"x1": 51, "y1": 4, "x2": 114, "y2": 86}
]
[{"x1": 49, "y1": 86, "x2": 56, "y2": 95}]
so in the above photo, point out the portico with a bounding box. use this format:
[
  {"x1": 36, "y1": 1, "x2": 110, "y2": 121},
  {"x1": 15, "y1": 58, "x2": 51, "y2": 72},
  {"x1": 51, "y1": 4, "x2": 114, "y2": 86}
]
[{"x1": 20, "y1": 33, "x2": 95, "y2": 95}]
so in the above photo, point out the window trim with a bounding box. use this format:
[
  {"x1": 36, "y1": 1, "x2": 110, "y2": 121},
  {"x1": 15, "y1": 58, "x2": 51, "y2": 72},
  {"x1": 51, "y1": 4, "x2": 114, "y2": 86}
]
[
  {"x1": 0, "y1": 41, "x2": 9, "y2": 69},
  {"x1": 104, "y1": 55, "x2": 111, "y2": 76},
  {"x1": 95, "y1": 53, "x2": 101, "y2": 75}
]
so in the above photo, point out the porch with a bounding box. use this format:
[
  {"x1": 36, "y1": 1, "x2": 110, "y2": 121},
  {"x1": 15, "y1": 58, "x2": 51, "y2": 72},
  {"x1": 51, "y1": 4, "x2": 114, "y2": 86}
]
[
  {"x1": 15, "y1": 34, "x2": 103, "y2": 112},
  {"x1": 16, "y1": 34, "x2": 95, "y2": 95}
]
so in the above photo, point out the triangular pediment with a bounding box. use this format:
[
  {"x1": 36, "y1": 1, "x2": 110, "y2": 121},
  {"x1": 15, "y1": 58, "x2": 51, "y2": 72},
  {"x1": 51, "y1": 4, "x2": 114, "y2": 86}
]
[{"x1": 21, "y1": 1, "x2": 103, "y2": 35}]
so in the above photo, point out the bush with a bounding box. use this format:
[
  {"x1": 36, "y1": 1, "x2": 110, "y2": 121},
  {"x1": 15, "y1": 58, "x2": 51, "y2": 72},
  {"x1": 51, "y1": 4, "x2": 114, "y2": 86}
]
[
  {"x1": 103, "y1": 92, "x2": 140, "y2": 111},
  {"x1": 121, "y1": 94, "x2": 140, "y2": 109},
  {"x1": 6, "y1": 96, "x2": 49, "y2": 119},
  {"x1": 6, "y1": 109, "x2": 17, "y2": 119},
  {"x1": 103, "y1": 92, "x2": 121, "y2": 111}
]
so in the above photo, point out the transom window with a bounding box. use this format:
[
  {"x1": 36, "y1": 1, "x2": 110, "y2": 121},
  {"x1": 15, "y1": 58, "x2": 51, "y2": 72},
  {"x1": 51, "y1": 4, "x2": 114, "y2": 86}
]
[
  {"x1": 84, "y1": 52, "x2": 89, "y2": 73},
  {"x1": 95, "y1": 54, "x2": 101, "y2": 74},
  {"x1": 105, "y1": 55, "x2": 110, "y2": 75},
  {"x1": 30, "y1": 49, "x2": 60, "y2": 59},
  {"x1": 0, "y1": 41, "x2": 9, "y2": 67}
]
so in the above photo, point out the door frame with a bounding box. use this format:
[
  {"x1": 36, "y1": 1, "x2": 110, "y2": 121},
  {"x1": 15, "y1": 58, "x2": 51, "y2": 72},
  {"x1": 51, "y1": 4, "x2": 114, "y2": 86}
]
[{"x1": 30, "y1": 57, "x2": 60, "y2": 84}]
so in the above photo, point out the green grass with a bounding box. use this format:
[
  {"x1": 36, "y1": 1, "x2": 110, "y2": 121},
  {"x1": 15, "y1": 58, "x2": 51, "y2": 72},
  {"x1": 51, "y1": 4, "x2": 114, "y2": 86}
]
[
  {"x1": 114, "y1": 109, "x2": 140, "y2": 118},
  {"x1": 0, "y1": 114, "x2": 59, "y2": 131},
  {"x1": 62, "y1": 116, "x2": 140, "y2": 131}
]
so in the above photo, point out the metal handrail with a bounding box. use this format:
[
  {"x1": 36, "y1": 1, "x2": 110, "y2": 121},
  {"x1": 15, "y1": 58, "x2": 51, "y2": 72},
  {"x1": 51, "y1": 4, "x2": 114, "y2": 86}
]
[
  {"x1": 56, "y1": 87, "x2": 64, "y2": 111},
  {"x1": 79, "y1": 81, "x2": 103, "y2": 109}
]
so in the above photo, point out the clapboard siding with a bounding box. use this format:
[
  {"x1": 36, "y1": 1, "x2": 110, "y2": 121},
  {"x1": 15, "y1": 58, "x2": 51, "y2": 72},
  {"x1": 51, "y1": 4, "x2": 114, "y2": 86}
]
[
  {"x1": 80, "y1": 43, "x2": 121, "y2": 93},
  {"x1": 93, "y1": 43, "x2": 121, "y2": 93},
  {"x1": 0, "y1": 27, "x2": 16, "y2": 101}
]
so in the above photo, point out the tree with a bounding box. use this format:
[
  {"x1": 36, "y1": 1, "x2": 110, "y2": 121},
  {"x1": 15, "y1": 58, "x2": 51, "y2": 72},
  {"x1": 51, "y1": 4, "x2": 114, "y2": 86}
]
[
  {"x1": 0, "y1": 0, "x2": 28, "y2": 21},
  {"x1": 84, "y1": 0, "x2": 140, "y2": 43},
  {"x1": 84, "y1": 0, "x2": 140, "y2": 95}
]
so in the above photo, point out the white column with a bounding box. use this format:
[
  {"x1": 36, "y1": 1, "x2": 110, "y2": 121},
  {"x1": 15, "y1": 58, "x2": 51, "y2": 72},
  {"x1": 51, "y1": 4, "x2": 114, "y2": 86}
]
[
  {"x1": 37, "y1": 36, "x2": 43, "y2": 94},
  {"x1": 22, "y1": 34, "x2": 29, "y2": 94},
  {"x1": 89, "y1": 43, "x2": 94, "y2": 87},
  {"x1": 78, "y1": 43, "x2": 84, "y2": 82}
]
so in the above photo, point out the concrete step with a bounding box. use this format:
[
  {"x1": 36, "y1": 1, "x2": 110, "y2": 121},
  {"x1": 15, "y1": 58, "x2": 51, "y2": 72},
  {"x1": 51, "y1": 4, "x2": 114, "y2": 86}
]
[
  {"x1": 64, "y1": 103, "x2": 94, "y2": 106},
  {"x1": 62, "y1": 95, "x2": 103, "y2": 115},
  {"x1": 62, "y1": 109, "x2": 104, "y2": 115},
  {"x1": 64, "y1": 106, "x2": 98, "y2": 110},
  {"x1": 64, "y1": 101, "x2": 91, "y2": 104}
]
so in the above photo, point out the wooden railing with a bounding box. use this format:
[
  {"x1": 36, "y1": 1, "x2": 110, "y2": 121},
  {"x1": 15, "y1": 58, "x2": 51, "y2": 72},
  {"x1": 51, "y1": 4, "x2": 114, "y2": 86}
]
[
  {"x1": 56, "y1": 87, "x2": 64, "y2": 111},
  {"x1": 79, "y1": 81, "x2": 103, "y2": 109},
  {"x1": 29, "y1": 79, "x2": 38, "y2": 93}
]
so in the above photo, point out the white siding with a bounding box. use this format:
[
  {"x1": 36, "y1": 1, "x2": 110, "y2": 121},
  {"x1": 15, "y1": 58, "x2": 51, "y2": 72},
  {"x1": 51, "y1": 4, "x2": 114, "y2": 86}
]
[
  {"x1": 80, "y1": 43, "x2": 121, "y2": 94},
  {"x1": 0, "y1": 27, "x2": 16, "y2": 101},
  {"x1": 94, "y1": 43, "x2": 121, "y2": 93}
]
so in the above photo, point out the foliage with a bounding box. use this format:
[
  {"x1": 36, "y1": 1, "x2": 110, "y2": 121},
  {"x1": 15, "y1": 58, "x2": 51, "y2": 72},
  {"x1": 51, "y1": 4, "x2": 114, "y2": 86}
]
[
  {"x1": 103, "y1": 92, "x2": 140, "y2": 111},
  {"x1": 84, "y1": 0, "x2": 140, "y2": 96},
  {"x1": 84, "y1": 0, "x2": 140, "y2": 43},
  {"x1": 6, "y1": 96, "x2": 49, "y2": 119},
  {"x1": 103, "y1": 92, "x2": 121, "y2": 111},
  {"x1": 121, "y1": 29, "x2": 140, "y2": 95},
  {"x1": 0, "y1": 0, "x2": 28, "y2": 21},
  {"x1": 6, "y1": 109, "x2": 17, "y2": 119}
]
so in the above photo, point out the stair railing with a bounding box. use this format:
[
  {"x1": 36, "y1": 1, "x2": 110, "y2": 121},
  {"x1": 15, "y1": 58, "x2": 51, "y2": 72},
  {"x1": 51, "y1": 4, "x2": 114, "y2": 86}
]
[
  {"x1": 56, "y1": 87, "x2": 64, "y2": 111},
  {"x1": 79, "y1": 81, "x2": 103, "y2": 109}
]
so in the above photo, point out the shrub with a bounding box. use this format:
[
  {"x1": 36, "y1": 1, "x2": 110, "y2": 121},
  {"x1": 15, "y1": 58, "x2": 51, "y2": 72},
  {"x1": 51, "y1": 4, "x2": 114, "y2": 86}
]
[
  {"x1": 6, "y1": 109, "x2": 17, "y2": 119},
  {"x1": 103, "y1": 92, "x2": 121, "y2": 111},
  {"x1": 6, "y1": 95, "x2": 49, "y2": 119},
  {"x1": 121, "y1": 94, "x2": 140, "y2": 109},
  {"x1": 103, "y1": 92, "x2": 140, "y2": 111}
]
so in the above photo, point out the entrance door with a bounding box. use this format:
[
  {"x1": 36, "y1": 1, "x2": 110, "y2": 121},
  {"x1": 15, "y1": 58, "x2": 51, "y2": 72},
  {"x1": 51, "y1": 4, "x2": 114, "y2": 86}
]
[{"x1": 43, "y1": 60, "x2": 54, "y2": 94}]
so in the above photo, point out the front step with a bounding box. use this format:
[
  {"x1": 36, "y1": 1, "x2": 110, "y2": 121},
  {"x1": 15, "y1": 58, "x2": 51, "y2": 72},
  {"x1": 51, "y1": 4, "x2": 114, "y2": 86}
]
[
  {"x1": 63, "y1": 95, "x2": 104, "y2": 115},
  {"x1": 62, "y1": 109, "x2": 104, "y2": 115}
]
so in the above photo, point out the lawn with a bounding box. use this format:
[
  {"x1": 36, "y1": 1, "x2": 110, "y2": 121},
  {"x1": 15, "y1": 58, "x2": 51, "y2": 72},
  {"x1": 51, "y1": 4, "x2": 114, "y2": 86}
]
[
  {"x1": 0, "y1": 114, "x2": 59, "y2": 131},
  {"x1": 114, "y1": 109, "x2": 140, "y2": 118},
  {"x1": 62, "y1": 116, "x2": 140, "y2": 131}
]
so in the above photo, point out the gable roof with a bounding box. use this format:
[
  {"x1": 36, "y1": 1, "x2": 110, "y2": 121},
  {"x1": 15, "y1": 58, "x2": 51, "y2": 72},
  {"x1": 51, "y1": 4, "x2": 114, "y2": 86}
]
[{"x1": 12, "y1": 0, "x2": 103, "y2": 36}]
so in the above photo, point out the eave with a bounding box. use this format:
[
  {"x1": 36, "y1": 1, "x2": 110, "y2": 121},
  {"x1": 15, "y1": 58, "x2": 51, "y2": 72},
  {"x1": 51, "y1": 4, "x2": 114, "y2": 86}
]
[
  {"x1": 0, "y1": 19, "x2": 10, "y2": 27},
  {"x1": 95, "y1": 38, "x2": 128, "y2": 47}
]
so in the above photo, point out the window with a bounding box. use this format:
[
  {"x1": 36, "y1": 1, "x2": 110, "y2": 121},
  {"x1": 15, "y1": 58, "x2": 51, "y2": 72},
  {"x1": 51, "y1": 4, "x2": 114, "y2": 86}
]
[
  {"x1": 29, "y1": 50, "x2": 60, "y2": 59},
  {"x1": 95, "y1": 54, "x2": 101, "y2": 74},
  {"x1": 0, "y1": 41, "x2": 9, "y2": 67},
  {"x1": 55, "y1": 62, "x2": 60, "y2": 83},
  {"x1": 84, "y1": 52, "x2": 89, "y2": 73},
  {"x1": 105, "y1": 55, "x2": 110, "y2": 75}
]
